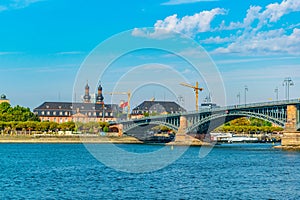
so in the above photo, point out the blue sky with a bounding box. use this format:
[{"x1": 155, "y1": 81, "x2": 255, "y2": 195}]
[{"x1": 0, "y1": 0, "x2": 300, "y2": 110}]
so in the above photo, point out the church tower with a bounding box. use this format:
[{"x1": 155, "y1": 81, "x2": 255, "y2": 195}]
[
  {"x1": 83, "y1": 83, "x2": 91, "y2": 103},
  {"x1": 96, "y1": 83, "x2": 104, "y2": 104}
]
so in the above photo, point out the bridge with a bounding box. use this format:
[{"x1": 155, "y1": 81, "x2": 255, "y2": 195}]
[{"x1": 113, "y1": 99, "x2": 300, "y2": 147}]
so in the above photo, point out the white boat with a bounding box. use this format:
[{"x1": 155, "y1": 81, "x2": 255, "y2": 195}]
[
  {"x1": 210, "y1": 132, "x2": 258, "y2": 143},
  {"x1": 228, "y1": 136, "x2": 258, "y2": 143}
]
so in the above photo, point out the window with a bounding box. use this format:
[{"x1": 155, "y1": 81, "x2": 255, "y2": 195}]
[
  {"x1": 93, "y1": 112, "x2": 96, "y2": 116},
  {"x1": 47, "y1": 111, "x2": 50, "y2": 115},
  {"x1": 58, "y1": 106, "x2": 62, "y2": 109},
  {"x1": 65, "y1": 111, "x2": 68, "y2": 116},
  {"x1": 53, "y1": 111, "x2": 56, "y2": 115},
  {"x1": 110, "y1": 113, "x2": 113, "y2": 117},
  {"x1": 105, "y1": 112, "x2": 108, "y2": 116},
  {"x1": 46, "y1": 105, "x2": 49, "y2": 109},
  {"x1": 41, "y1": 111, "x2": 45, "y2": 115},
  {"x1": 59, "y1": 111, "x2": 63, "y2": 115}
]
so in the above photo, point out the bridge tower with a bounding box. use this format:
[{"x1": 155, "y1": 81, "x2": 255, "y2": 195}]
[{"x1": 281, "y1": 104, "x2": 300, "y2": 148}]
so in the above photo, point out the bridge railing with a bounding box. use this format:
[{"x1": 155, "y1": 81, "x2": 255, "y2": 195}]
[
  {"x1": 117, "y1": 99, "x2": 300, "y2": 123},
  {"x1": 184, "y1": 99, "x2": 300, "y2": 115}
]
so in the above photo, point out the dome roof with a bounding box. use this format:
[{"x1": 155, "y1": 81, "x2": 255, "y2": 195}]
[{"x1": 1, "y1": 94, "x2": 6, "y2": 99}]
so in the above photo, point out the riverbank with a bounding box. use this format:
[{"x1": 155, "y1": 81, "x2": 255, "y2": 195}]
[
  {"x1": 0, "y1": 134, "x2": 214, "y2": 146},
  {"x1": 0, "y1": 134, "x2": 143, "y2": 144},
  {"x1": 273, "y1": 145, "x2": 300, "y2": 151}
]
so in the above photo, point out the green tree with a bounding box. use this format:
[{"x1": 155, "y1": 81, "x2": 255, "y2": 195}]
[
  {"x1": 103, "y1": 126, "x2": 109, "y2": 132},
  {"x1": 0, "y1": 102, "x2": 39, "y2": 122},
  {"x1": 230, "y1": 117, "x2": 251, "y2": 126},
  {"x1": 58, "y1": 122, "x2": 75, "y2": 131}
]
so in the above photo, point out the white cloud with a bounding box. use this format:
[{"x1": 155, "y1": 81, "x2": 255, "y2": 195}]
[
  {"x1": 55, "y1": 51, "x2": 84, "y2": 55},
  {"x1": 162, "y1": 0, "x2": 219, "y2": 6},
  {"x1": 213, "y1": 0, "x2": 300, "y2": 55},
  {"x1": 133, "y1": 0, "x2": 300, "y2": 55},
  {"x1": 215, "y1": 56, "x2": 297, "y2": 65},
  {"x1": 218, "y1": 6, "x2": 262, "y2": 31},
  {"x1": 219, "y1": 0, "x2": 300, "y2": 31},
  {"x1": 201, "y1": 35, "x2": 235, "y2": 44},
  {"x1": 261, "y1": 0, "x2": 300, "y2": 23},
  {"x1": 0, "y1": 51, "x2": 22, "y2": 55},
  {"x1": 0, "y1": 0, "x2": 44, "y2": 12},
  {"x1": 132, "y1": 8, "x2": 227, "y2": 38},
  {"x1": 213, "y1": 28, "x2": 300, "y2": 55}
]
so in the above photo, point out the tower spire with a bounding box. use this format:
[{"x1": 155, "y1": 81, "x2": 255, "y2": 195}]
[
  {"x1": 83, "y1": 81, "x2": 91, "y2": 103},
  {"x1": 96, "y1": 82, "x2": 104, "y2": 104}
]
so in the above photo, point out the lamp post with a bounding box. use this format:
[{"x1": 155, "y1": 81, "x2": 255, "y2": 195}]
[
  {"x1": 274, "y1": 87, "x2": 279, "y2": 101},
  {"x1": 237, "y1": 92, "x2": 241, "y2": 105},
  {"x1": 283, "y1": 77, "x2": 294, "y2": 100},
  {"x1": 244, "y1": 85, "x2": 248, "y2": 105}
]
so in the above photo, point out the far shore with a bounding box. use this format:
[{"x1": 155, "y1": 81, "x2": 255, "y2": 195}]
[
  {"x1": 0, "y1": 134, "x2": 211, "y2": 146},
  {"x1": 0, "y1": 134, "x2": 143, "y2": 144}
]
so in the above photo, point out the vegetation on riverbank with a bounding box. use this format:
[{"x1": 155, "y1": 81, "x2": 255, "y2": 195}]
[
  {"x1": 0, "y1": 102, "x2": 111, "y2": 135},
  {"x1": 214, "y1": 117, "x2": 284, "y2": 134}
]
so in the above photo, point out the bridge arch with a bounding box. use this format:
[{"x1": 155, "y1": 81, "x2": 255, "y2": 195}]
[
  {"x1": 187, "y1": 111, "x2": 285, "y2": 133},
  {"x1": 123, "y1": 121, "x2": 178, "y2": 133}
]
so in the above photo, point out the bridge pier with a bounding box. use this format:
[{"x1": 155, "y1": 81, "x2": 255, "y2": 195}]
[
  {"x1": 281, "y1": 105, "x2": 300, "y2": 149},
  {"x1": 170, "y1": 116, "x2": 207, "y2": 146},
  {"x1": 174, "y1": 116, "x2": 188, "y2": 142}
]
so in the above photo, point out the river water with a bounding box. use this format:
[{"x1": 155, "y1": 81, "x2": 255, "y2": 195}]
[{"x1": 0, "y1": 143, "x2": 299, "y2": 199}]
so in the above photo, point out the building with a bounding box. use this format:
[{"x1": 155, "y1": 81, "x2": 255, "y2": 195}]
[
  {"x1": 131, "y1": 101, "x2": 186, "y2": 119},
  {"x1": 0, "y1": 94, "x2": 10, "y2": 104},
  {"x1": 34, "y1": 83, "x2": 121, "y2": 123},
  {"x1": 34, "y1": 102, "x2": 120, "y2": 123}
]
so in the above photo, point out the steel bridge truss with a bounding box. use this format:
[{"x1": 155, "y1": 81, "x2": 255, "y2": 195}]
[{"x1": 120, "y1": 99, "x2": 300, "y2": 134}]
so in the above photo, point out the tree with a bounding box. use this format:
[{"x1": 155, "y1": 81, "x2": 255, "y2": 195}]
[
  {"x1": 103, "y1": 126, "x2": 109, "y2": 132},
  {"x1": 0, "y1": 102, "x2": 39, "y2": 122},
  {"x1": 58, "y1": 122, "x2": 75, "y2": 131},
  {"x1": 230, "y1": 117, "x2": 251, "y2": 126},
  {"x1": 0, "y1": 102, "x2": 11, "y2": 114}
]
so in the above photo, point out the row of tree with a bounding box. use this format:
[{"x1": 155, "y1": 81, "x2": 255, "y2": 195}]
[
  {"x1": 0, "y1": 121, "x2": 75, "y2": 134},
  {"x1": 0, "y1": 121, "x2": 112, "y2": 135},
  {"x1": 215, "y1": 117, "x2": 284, "y2": 134}
]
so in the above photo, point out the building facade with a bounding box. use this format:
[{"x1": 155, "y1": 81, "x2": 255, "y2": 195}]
[
  {"x1": 131, "y1": 101, "x2": 186, "y2": 119},
  {"x1": 34, "y1": 83, "x2": 121, "y2": 123}
]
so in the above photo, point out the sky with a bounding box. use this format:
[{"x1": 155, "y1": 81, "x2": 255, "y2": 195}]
[{"x1": 0, "y1": 0, "x2": 300, "y2": 111}]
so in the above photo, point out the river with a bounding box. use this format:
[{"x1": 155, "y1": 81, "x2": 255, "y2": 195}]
[{"x1": 0, "y1": 143, "x2": 299, "y2": 199}]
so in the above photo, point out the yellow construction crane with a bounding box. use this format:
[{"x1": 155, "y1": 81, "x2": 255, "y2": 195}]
[
  {"x1": 180, "y1": 82, "x2": 203, "y2": 111},
  {"x1": 107, "y1": 91, "x2": 131, "y2": 119}
]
